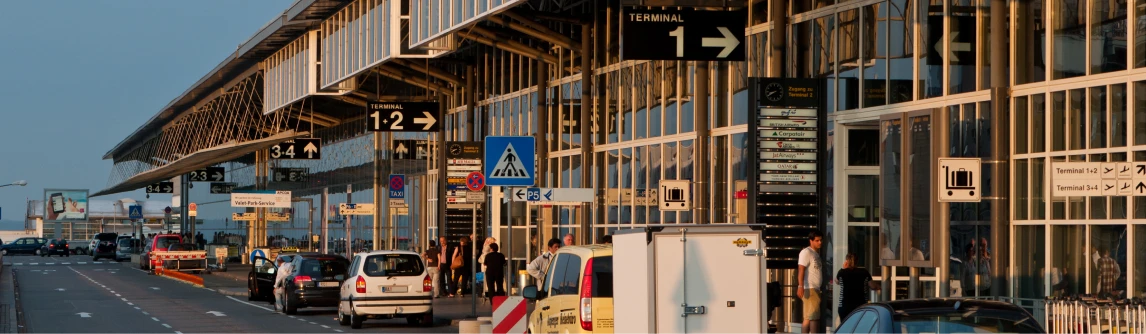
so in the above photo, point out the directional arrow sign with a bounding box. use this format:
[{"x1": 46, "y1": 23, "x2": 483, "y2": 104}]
[
  {"x1": 303, "y1": 141, "x2": 319, "y2": 159},
  {"x1": 395, "y1": 142, "x2": 410, "y2": 159},
  {"x1": 146, "y1": 182, "x2": 174, "y2": 194},
  {"x1": 515, "y1": 189, "x2": 526, "y2": 201},
  {"x1": 270, "y1": 138, "x2": 321, "y2": 160},
  {"x1": 189, "y1": 167, "x2": 225, "y2": 182},
  {"x1": 621, "y1": 8, "x2": 746, "y2": 61},
  {"x1": 271, "y1": 168, "x2": 309, "y2": 183},
  {"x1": 367, "y1": 102, "x2": 441, "y2": 132},
  {"x1": 510, "y1": 188, "x2": 595, "y2": 204},
  {"x1": 927, "y1": 16, "x2": 975, "y2": 66},
  {"x1": 206, "y1": 311, "x2": 226, "y2": 317},
  {"x1": 210, "y1": 182, "x2": 237, "y2": 194}
]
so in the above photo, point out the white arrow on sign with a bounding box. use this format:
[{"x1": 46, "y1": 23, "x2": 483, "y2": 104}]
[
  {"x1": 206, "y1": 311, "x2": 226, "y2": 317},
  {"x1": 303, "y1": 142, "x2": 319, "y2": 159},
  {"x1": 212, "y1": 171, "x2": 224, "y2": 181},
  {"x1": 395, "y1": 142, "x2": 409, "y2": 159},
  {"x1": 935, "y1": 31, "x2": 972, "y2": 62},
  {"x1": 702, "y1": 27, "x2": 740, "y2": 58},
  {"x1": 413, "y1": 111, "x2": 437, "y2": 130},
  {"x1": 77, "y1": 312, "x2": 92, "y2": 318}
]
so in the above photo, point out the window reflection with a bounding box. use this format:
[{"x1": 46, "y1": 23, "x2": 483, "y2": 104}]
[
  {"x1": 1135, "y1": 226, "x2": 1146, "y2": 298},
  {"x1": 908, "y1": 114, "x2": 932, "y2": 264},
  {"x1": 849, "y1": 176, "x2": 880, "y2": 222},
  {"x1": 881, "y1": 118, "x2": 903, "y2": 264},
  {"x1": 919, "y1": 0, "x2": 943, "y2": 98},
  {"x1": 863, "y1": 3, "x2": 888, "y2": 108},
  {"x1": 1052, "y1": 0, "x2": 1087, "y2": 78},
  {"x1": 1089, "y1": 225, "x2": 1127, "y2": 297},
  {"x1": 839, "y1": 10, "x2": 861, "y2": 110},
  {"x1": 1016, "y1": 0, "x2": 1046, "y2": 83},
  {"x1": 1014, "y1": 226, "x2": 1045, "y2": 299},
  {"x1": 889, "y1": 0, "x2": 914, "y2": 104},
  {"x1": 1050, "y1": 225, "x2": 1084, "y2": 297},
  {"x1": 1091, "y1": 0, "x2": 1127, "y2": 73}
]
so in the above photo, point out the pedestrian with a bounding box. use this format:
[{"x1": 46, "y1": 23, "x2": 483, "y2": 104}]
[
  {"x1": 563, "y1": 233, "x2": 575, "y2": 246},
  {"x1": 424, "y1": 241, "x2": 441, "y2": 298},
  {"x1": 1096, "y1": 246, "x2": 1121, "y2": 297},
  {"x1": 479, "y1": 237, "x2": 496, "y2": 273},
  {"x1": 796, "y1": 230, "x2": 823, "y2": 334},
  {"x1": 527, "y1": 238, "x2": 562, "y2": 288},
  {"x1": 451, "y1": 236, "x2": 474, "y2": 296},
  {"x1": 483, "y1": 243, "x2": 507, "y2": 297},
  {"x1": 438, "y1": 236, "x2": 453, "y2": 297},
  {"x1": 835, "y1": 252, "x2": 880, "y2": 319},
  {"x1": 273, "y1": 256, "x2": 294, "y2": 312}
]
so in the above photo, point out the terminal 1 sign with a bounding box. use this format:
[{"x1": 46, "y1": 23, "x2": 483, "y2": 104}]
[{"x1": 621, "y1": 8, "x2": 746, "y2": 61}]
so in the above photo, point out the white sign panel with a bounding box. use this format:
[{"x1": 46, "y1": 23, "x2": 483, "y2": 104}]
[
  {"x1": 759, "y1": 130, "x2": 817, "y2": 139},
  {"x1": 759, "y1": 108, "x2": 817, "y2": 117},
  {"x1": 759, "y1": 162, "x2": 817, "y2": 171},
  {"x1": 266, "y1": 213, "x2": 290, "y2": 222},
  {"x1": 232, "y1": 213, "x2": 257, "y2": 221},
  {"x1": 510, "y1": 188, "x2": 595, "y2": 203},
  {"x1": 1051, "y1": 162, "x2": 1101, "y2": 180},
  {"x1": 760, "y1": 173, "x2": 817, "y2": 183},
  {"x1": 760, "y1": 140, "x2": 818, "y2": 150},
  {"x1": 659, "y1": 180, "x2": 691, "y2": 211},
  {"x1": 759, "y1": 119, "x2": 817, "y2": 128},
  {"x1": 759, "y1": 151, "x2": 817, "y2": 160},
  {"x1": 1053, "y1": 179, "x2": 1102, "y2": 196},
  {"x1": 466, "y1": 192, "x2": 486, "y2": 202},
  {"x1": 230, "y1": 190, "x2": 291, "y2": 208},
  {"x1": 389, "y1": 199, "x2": 408, "y2": 208},
  {"x1": 938, "y1": 158, "x2": 981, "y2": 202},
  {"x1": 339, "y1": 203, "x2": 376, "y2": 215}
]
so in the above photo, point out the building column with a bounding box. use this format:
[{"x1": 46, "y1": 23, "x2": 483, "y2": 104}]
[
  {"x1": 536, "y1": 58, "x2": 550, "y2": 243},
  {"x1": 374, "y1": 131, "x2": 384, "y2": 251},
  {"x1": 769, "y1": 0, "x2": 788, "y2": 77},
  {"x1": 694, "y1": 61, "x2": 710, "y2": 224},
  {"x1": 580, "y1": 23, "x2": 594, "y2": 245},
  {"x1": 437, "y1": 93, "x2": 448, "y2": 239},
  {"x1": 989, "y1": 0, "x2": 1010, "y2": 298}
]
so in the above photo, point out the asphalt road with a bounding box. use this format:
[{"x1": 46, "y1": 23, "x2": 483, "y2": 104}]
[{"x1": 11, "y1": 254, "x2": 456, "y2": 333}]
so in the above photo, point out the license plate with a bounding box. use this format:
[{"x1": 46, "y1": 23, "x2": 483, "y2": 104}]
[
  {"x1": 381, "y1": 286, "x2": 408, "y2": 293},
  {"x1": 318, "y1": 282, "x2": 339, "y2": 287}
]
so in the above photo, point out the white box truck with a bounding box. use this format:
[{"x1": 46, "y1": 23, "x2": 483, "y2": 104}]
[{"x1": 614, "y1": 225, "x2": 769, "y2": 333}]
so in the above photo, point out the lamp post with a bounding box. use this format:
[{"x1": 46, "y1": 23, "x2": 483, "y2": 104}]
[{"x1": 0, "y1": 180, "x2": 27, "y2": 188}]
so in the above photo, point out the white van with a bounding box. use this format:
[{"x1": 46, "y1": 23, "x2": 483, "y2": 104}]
[{"x1": 338, "y1": 250, "x2": 433, "y2": 328}]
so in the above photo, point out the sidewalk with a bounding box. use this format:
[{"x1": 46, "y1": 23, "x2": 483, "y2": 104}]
[
  {"x1": 1, "y1": 257, "x2": 21, "y2": 333},
  {"x1": 194, "y1": 265, "x2": 493, "y2": 325}
]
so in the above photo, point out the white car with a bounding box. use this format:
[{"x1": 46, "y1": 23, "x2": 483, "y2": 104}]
[{"x1": 338, "y1": 250, "x2": 433, "y2": 328}]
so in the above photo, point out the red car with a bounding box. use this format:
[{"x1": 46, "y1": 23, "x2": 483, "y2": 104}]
[{"x1": 139, "y1": 234, "x2": 183, "y2": 270}]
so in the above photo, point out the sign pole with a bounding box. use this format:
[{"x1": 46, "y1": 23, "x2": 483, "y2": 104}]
[
  {"x1": 346, "y1": 184, "x2": 353, "y2": 259},
  {"x1": 506, "y1": 187, "x2": 514, "y2": 295},
  {"x1": 471, "y1": 201, "x2": 478, "y2": 317}
]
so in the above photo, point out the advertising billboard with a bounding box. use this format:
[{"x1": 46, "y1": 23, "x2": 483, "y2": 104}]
[{"x1": 44, "y1": 189, "x2": 89, "y2": 221}]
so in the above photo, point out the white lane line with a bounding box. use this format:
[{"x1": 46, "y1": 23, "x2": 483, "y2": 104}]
[
  {"x1": 134, "y1": 307, "x2": 140, "y2": 310},
  {"x1": 175, "y1": 332, "x2": 183, "y2": 334},
  {"x1": 321, "y1": 325, "x2": 330, "y2": 328},
  {"x1": 162, "y1": 324, "x2": 171, "y2": 328},
  {"x1": 298, "y1": 318, "x2": 307, "y2": 322},
  {"x1": 152, "y1": 317, "x2": 160, "y2": 322},
  {"x1": 288, "y1": 316, "x2": 296, "y2": 319},
  {"x1": 78, "y1": 262, "x2": 86, "y2": 264},
  {"x1": 335, "y1": 330, "x2": 343, "y2": 333},
  {"x1": 203, "y1": 288, "x2": 215, "y2": 292},
  {"x1": 309, "y1": 321, "x2": 317, "y2": 324},
  {"x1": 127, "y1": 302, "x2": 133, "y2": 305},
  {"x1": 116, "y1": 294, "x2": 122, "y2": 297},
  {"x1": 225, "y1": 296, "x2": 275, "y2": 312},
  {"x1": 121, "y1": 298, "x2": 127, "y2": 302},
  {"x1": 143, "y1": 311, "x2": 150, "y2": 315}
]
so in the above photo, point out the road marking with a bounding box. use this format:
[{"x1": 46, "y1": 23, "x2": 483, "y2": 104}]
[
  {"x1": 288, "y1": 316, "x2": 296, "y2": 319},
  {"x1": 203, "y1": 288, "x2": 214, "y2": 292},
  {"x1": 133, "y1": 306, "x2": 139, "y2": 309},
  {"x1": 321, "y1": 325, "x2": 330, "y2": 328},
  {"x1": 308, "y1": 321, "x2": 317, "y2": 325},
  {"x1": 298, "y1": 318, "x2": 307, "y2": 322},
  {"x1": 143, "y1": 311, "x2": 150, "y2": 315},
  {"x1": 175, "y1": 332, "x2": 182, "y2": 334},
  {"x1": 151, "y1": 287, "x2": 161, "y2": 290},
  {"x1": 116, "y1": 294, "x2": 122, "y2": 297},
  {"x1": 78, "y1": 262, "x2": 86, "y2": 264},
  {"x1": 152, "y1": 317, "x2": 160, "y2": 322},
  {"x1": 29, "y1": 263, "x2": 37, "y2": 265},
  {"x1": 335, "y1": 330, "x2": 343, "y2": 332},
  {"x1": 62, "y1": 262, "x2": 70, "y2": 264},
  {"x1": 56, "y1": 288, "x2": 65, "y2": 292},
  {"x1": 162, "y1": 324, "x2": 171, "y2": 328},
  {"x1": 121, "y1": 298, "x2": 127, "y2": 301},
  {"x1": 225, "y1": 296, "x2": 275, "y2": 312},
  {"x1": 206, "y1": 311, "x2": 226, "y2": 317}
]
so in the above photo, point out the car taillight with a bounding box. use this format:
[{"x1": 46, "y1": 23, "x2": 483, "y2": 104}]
[
  {"x1": 65, "y1": 244, "x2": 68, "y2": 248},
  {"x1": 49, "y1": 244, "x2": 54, "y2": 248},
  {"x1": 423, "y1": 274, "x2": 432, "y2": 292},
  {"x1": 355, "y1": 275, "x2": 366, "y2": 293},
  {"x1": 293, "y1": 276, "x2": 312, "y2": 284},
  {"x1": 580, "y1": 258, "x2": 593, "y2": 330}
]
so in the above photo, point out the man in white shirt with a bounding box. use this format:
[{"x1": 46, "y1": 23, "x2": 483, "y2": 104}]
[
  {"x1": 797, "y1": 230, "x2": 824, "y2": 334},
  {"x1": 526, "y1": 238, "x2": 562, "y2": 288},
  {"x1": 273, "y1": 255, "x2": 294, "y2": 313}
]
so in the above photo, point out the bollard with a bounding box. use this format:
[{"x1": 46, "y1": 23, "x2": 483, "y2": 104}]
[
  {"x1": 478, "y1": 323, "x2": 492, "y2": 334},
  {"x1": 517, "y1": 270, "x2": 531, "y2": 295},
  {"x1": 459, "y1": 320, "x2": 483, "y2": 334},
  {"x1": 478, "y1": 316, "x2": 493, "y2": 323}
]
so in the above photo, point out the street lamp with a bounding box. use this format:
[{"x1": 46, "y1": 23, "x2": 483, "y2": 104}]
[{"x1": 0, "y1": 180, "x2": 27, "y2": 188}]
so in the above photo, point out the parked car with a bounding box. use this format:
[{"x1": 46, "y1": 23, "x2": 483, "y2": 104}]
[
  {"x1": 833, "y1": 298, "x2": 1046, "y2": 334},
  {"x1": 523, "y1": 244, "x2": 614, "y2": 334},
  {"x1": 278, "y1": 253, "x2": 349, "y2": 314},
  {"x1": 1, "y1": 237, "x2": 48, "y2": 256},
  {"x1": 248, "y1": 253, "x2": 302, "y2": 301},
  {"x1": 40, "y1": 239, "x2": 70, "y2": 257},
  {"x1": 338, "y1": 250, "x2": 433, "y2": 328},
  {"x1": 140, "y1": 234, "x2": 183, "y2": 270},
  {"x1": 115, "y1": 238, "x2": 141, "y2": 262},
  {"x1": 91, "y1": 233, "x2": 119, "y2": 261}
]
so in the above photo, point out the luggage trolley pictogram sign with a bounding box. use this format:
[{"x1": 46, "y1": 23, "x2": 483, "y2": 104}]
[{"x1": 938, "y1": 158, "x2": 981, "y2": 202}]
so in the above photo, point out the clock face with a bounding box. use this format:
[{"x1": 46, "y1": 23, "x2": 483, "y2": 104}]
[
  {"x1": 765, "y1": 83, "x2": 784, "y2": 102},
  {"x1": 449, "y1": 144, "x2": 462, "y2": 156}
]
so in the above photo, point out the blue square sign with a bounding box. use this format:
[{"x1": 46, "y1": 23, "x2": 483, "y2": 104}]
[
  {"x1": 128, "y1": 205, "x2": 143, "y2": 220},
  {"x1": 484, "y1": 136, "x2": 536, "y2": 186},
  {"x1": 389, "y1": 174, "x2": 405, "y2": 199}
]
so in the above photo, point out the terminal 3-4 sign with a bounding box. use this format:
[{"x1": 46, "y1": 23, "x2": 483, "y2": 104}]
[{"x1": 1052, "y1": 162, "x2": 1146, "y2": 196}]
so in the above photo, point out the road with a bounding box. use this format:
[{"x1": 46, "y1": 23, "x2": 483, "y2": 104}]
[{"x1": 9, "y1": 254, "x2": 464, "y2": 333}]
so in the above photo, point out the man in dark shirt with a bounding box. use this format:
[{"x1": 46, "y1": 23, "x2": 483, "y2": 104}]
[
  {"x1": 836, "y1": 252, "x2": 880, "y2": 318},
  {"x1": 483, "y1": 243, "x2": 507, "y2": 297}
]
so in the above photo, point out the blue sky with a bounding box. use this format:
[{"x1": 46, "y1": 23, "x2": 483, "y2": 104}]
[{"x1": 0, "y1": 0, "x2": 294, "y2": 221}]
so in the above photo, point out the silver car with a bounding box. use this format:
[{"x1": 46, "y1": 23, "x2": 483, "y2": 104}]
[{"x1": 115, "y1": 238, "x2": 141, "y2": 262}]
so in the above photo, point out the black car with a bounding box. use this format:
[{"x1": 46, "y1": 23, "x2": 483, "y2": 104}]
[
  {"x1": 91, "y1": 233, "x2": 118, "y2": 261},
  {"x1": 1, "y1": 237, "x2": 47, "y2": 256},
  {"x1": 281, "y1": 254, "x2": 349, "y2": 313},
  {"x1": 834, "y1": 298, "x2": 1046, "y2": 334},
  {"x1": 249, "y1": 253, "x2": 300, "y2": 301},
  {"x1": 40, "y1": 239, "x2": 70, "y2": 257}
]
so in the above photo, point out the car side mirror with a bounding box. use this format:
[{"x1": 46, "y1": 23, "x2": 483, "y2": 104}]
[
  {"x1": 268, "y1": 268, "x2": 276, "y2": 274},
  {"x1": 523, "y1": 286, "x2": 540, "y2": 300}
]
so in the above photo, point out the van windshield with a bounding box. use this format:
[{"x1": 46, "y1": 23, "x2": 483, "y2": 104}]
[
  {"x1": 297, "y1": 259, "x2": 349, "y2": 280},
  {"x1": 155, "y1": 237, "x2": 180, "y2": 250},
  {"x1": 591, "y1": 256, "x2": 613, "y2": 297},
  {"x1": 363, "y1": 254, "x2": 423, "y2": 277}
]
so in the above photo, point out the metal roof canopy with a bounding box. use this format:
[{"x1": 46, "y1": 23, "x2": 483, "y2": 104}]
[
  {"x1": 93, "y1": 130, "x2": 309, "y2": 197},
  {"x1": 103, "y1": 0, "x2": 348, "y2": 161}
]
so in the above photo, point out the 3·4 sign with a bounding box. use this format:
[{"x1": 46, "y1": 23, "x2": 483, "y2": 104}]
[{"x1": 270, "y1": 138, "x2": 321, "y2": 160}]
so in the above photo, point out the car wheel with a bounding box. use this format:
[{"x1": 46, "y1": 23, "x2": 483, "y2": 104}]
[
  {"x1": 248, "y1": 276, "x2": 257, "y2": 301},
  {"x1": 35, "y1": 249, "x2": 41, "y2": 256},
  {"x1": 65, "y1": 253, "x2": 70, "y2": 257},
  {"x1": 338, "y1": 305, "x2": 351, "y2": 326},
  {"x1": 350, "y1": 306, "x2": 364, "y2": 329},
  {"x1": 284, "y1": 295, "x2": 297, "y2": 315},
  {"x1": 421, "y1": 311, "x2": 434, "y2": 327},
  {"x1": 0, "y1": 249, "x2": 6, "y2": 255}
]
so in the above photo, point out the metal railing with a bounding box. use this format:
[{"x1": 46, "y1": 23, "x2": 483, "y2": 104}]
[{"x1": 1045, "y1": 296, "x2": 1146, "y2": 333}]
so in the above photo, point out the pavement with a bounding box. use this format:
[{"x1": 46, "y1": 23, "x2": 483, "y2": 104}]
[{"x1": 2, "y1": 253, "x2": 491, "y2": 333}]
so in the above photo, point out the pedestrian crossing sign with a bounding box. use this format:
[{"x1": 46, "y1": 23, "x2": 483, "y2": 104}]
[{"x1": 484, "y1": 136, "x2": 536, "y2": 186}]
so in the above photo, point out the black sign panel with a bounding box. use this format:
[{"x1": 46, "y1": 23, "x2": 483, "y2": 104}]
[
  {"x1": 621, "y1": 8, "x2": 746, "y2": 61},
  {"x1": 189, "y1": 167, "x2": 225, "y2": 182},
  {"x1": 272, "y1": 168, "x2": 310, "y2": 183},
  {"x1": 209, "y1": 182, "x2": 237, "y2": 194},
  {"x1": 444, "y1": 208, "x2": 485, "y2": 245},
  {"x1": 927, "y1": 15, "x2": 975, "y2": 66},
  {"x1": 392, "y1": 140, "x2": 429, "y2": 160},
  {"x1": 146, "y1": 181, "x2": 174, "y2": 194},
  {"x1": 446, "y1": 141, "x2": 483, "y2": 160},
  {"x1": 270, "y1": 138, "x2": 321, "y2": 160},
  {"x1": 368, "y1": 102, "x2": 441, "y2": 132},
  {"x1": 749, "y1": 77, "x2": 828, "y2": 269}
]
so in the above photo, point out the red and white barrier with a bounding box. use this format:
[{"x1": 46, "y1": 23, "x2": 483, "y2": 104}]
[{"x1": 492, "y1": 296, "x2": 527, "y2": 334}]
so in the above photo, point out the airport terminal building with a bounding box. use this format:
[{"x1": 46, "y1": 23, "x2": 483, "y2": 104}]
[{"x1": 90, "y1": 0, "x2": 1146, "y2": 327}]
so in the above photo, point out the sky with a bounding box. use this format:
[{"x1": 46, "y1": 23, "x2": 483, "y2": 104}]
[{"x1": 0, "y1": 0, "x2": 295, "y2": 222}]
